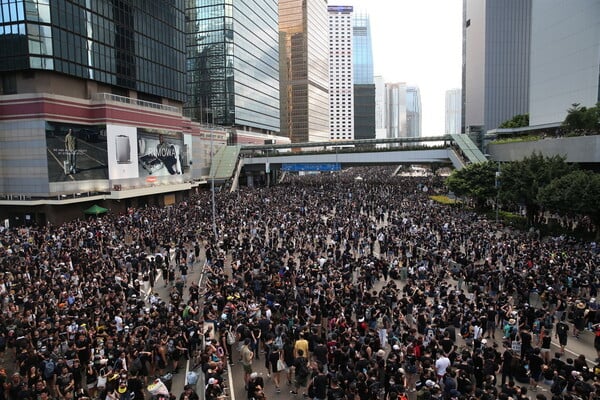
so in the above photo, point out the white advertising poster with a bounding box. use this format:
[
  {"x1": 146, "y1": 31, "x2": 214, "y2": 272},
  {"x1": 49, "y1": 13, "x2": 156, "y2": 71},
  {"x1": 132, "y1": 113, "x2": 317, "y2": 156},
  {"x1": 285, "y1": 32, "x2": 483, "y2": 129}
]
[{"x1": 107, "y1": 124, "x2": 139, "y2": 179}]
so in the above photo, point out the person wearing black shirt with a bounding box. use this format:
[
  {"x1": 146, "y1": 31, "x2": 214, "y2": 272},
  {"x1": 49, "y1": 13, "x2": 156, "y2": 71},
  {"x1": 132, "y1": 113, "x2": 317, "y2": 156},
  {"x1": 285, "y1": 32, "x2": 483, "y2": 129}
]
[
  {"x1": 309, "y1": 366, "x2": 328, "y2": 400},
  {"x1": 527, "y1": 348, "x2": 544, "y2": 391},
  {"x1": 247, "y1": 372, "x2": 264, "y2": 400},
  {"x1": 555, "y1": 317, "x2": 569, "y2": 355}
]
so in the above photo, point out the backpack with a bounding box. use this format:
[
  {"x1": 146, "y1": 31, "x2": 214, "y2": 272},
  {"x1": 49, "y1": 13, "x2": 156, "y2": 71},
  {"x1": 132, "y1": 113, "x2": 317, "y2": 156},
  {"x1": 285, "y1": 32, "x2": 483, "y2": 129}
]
[
  {"x1": 296, "y1": 358, "x2": 309, "y2": 378},
  {"x1": 226, "y1": 330, "x2": 236, "y2": 345},
  {"x1": 43, "y1": 359, "x2": 56, "y2": 379},
  {"x1": 460, "y1": 323, "x2": 471, "y2": 338},
  {"x1": 274, "y1": 335, "x2": 284, "y2": 350}
]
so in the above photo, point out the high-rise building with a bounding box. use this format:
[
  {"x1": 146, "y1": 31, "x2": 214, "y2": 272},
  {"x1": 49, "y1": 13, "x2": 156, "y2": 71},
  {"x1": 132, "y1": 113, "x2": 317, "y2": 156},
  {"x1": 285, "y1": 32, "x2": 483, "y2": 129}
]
[
  {"x1": 462, "y1": 0, "x2": 531, "y2": 139},
  {"x1": 328, "y1": 5, "x2": 354, "y2": 141},
  {"x1": 0, "y1": 0, "x2": 235, "y2": 225},
  {"x1": 279, "y1": 0, "x2": 330, "y2": 143},
  {"x1": 374, "y1": 75, "x2": 387, "y2": 141},
  {"x1": 445, "y1": 88, "x2": 462, "y2": 134},
  {"x1": 406, "y1": 86, "x2": 422, "y2": 138},
  {"x1": 385, "y1": 83, "x2": 407, "y2": 139},
  {"x1": 352, "y1": 12, "x2": 375, "y2": 140},
  {"x1": 528, "y1": 1, "x2": 600, "y2": 126},
  {"x1": 185, "y1": 0, "x2": 280, "y2": 133}
]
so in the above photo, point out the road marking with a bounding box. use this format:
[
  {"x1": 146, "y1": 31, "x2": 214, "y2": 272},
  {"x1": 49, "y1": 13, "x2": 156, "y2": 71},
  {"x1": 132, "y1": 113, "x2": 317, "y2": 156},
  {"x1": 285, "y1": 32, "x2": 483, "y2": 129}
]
[{"x1": 227, "y1": 364, "x2": 235, "y2": 400}]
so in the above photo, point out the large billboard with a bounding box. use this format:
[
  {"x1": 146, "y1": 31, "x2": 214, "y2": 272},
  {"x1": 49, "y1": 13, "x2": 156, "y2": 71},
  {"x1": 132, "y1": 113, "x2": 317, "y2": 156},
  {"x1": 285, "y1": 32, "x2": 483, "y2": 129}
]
[
  {"x1": 46, "y1": 122, "x2": 108, "y2": 182},
  {"x1": 137, "y1": 128, "x2": 189, "y2": 177}
]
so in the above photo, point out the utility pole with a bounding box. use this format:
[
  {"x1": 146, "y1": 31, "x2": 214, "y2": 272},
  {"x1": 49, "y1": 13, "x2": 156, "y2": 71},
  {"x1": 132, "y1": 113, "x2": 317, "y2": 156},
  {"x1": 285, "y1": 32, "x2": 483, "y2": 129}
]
[{"x1": 209, "y1": 108, "x2": 217, "y2": 240}]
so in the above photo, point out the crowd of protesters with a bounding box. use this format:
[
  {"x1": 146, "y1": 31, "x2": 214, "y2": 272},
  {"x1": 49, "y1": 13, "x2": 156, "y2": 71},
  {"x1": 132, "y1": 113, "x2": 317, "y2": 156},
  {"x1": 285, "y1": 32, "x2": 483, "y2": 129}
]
[{"x1": 1, "y1": 166, "x2": 600, "y2": 400}]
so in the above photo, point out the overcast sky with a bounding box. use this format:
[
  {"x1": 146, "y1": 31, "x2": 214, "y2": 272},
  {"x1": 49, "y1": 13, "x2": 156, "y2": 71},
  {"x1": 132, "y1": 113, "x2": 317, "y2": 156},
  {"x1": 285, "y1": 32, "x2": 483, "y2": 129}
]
[{"x1": 328, "y1": 0, "x2": 463, "y2": 136}]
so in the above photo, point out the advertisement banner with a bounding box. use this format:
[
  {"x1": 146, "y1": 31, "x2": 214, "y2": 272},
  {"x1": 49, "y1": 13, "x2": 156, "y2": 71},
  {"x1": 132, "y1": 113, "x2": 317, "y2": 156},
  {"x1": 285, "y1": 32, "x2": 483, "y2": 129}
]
[
  {"x1": 137, "y1": 128, "x2": 189, "y2": 177},
  {"x1": 106, "y1": 125, "x2": 139, "y2": 180},
  {"x1": 46, "y1": 122, "x2": 108, "y2": 182}
]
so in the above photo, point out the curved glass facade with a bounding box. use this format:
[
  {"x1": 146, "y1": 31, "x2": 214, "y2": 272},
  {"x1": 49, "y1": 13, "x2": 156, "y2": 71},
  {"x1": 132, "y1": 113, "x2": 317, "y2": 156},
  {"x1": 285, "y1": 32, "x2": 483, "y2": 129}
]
[{"x1": 0, "y1": 0, "x2": 186, "y2": 101}]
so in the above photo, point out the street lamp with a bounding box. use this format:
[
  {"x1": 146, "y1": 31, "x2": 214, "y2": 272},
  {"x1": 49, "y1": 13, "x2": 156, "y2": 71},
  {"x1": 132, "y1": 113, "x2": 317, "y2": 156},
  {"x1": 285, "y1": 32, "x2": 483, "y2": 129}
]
[
  {"x1": 495, "y1": 163, "x2": 501, "y2": 224},
  {"x1": 208, "y1": 108, "x2": 217, "y2": 240}
]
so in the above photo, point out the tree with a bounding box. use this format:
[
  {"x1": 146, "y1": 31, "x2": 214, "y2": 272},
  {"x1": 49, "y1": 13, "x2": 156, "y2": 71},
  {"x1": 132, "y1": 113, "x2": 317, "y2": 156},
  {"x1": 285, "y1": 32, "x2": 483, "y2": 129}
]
[
  {"x1": 446, "y1": 161, "x2": 497, "y2": 208},
  {"x1": 538, "y1": 170, "x2": 600, "y2": 235},
  {"x1": 499, "y1": 113, "x2": 529, "y2": 129},
  {"x1": 563, "y1": 102, "x2": 600, "y2": 134},
  {"x1": 499, "y1": 153, "x2": 574, "y2": 225}
]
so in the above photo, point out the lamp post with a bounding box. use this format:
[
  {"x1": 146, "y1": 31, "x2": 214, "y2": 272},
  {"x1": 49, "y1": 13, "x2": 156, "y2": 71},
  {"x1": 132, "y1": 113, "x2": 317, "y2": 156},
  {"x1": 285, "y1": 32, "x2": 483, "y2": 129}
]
[
  {"x1": 495, "y1": 163, "x2": 501, "y2": 224},
  {"x1": 209, "y1": 108, "x2": 217, "y2": 240}
]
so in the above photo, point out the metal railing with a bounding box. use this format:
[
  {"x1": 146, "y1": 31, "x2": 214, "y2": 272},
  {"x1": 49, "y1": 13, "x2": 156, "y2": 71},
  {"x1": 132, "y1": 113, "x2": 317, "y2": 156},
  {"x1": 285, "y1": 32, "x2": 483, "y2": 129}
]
[{"x1": 93, "y1": 93, "x2": 180, "y2": 113}]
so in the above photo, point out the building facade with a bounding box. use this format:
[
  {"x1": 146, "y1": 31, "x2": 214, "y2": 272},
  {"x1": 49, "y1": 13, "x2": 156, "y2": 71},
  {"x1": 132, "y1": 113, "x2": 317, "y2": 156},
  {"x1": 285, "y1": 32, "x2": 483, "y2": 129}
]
[
  {"x1": 462, "y1": 0, "x2": 531, "y2": 138},
  {"x1": 328, "y1": 5, "x2": 354, "y2": 141},
  {"x1": 352, "y1": 12, "x2": 375, "y2": 140},
  {"x1": 385, "y1": 82, "x2": 407, "y2": 140},
  {"x1": 185, "y1": 0, "x2": 280, "y2": 134},
  {"x1": 445, "y1": 88, "x2": 462, "y2": 134},
  {"x1": 0, "y1": 0, "x2": 232, "y2": 225},
  {"x1": 406, "y1": 86, "x2": 422, "y2": 138},
  {"x1": 279, "y1": 0, "x2": 330, "y2": 143},
  {"x1": 528, "y1": 1, "x2": 600, "y2": 126}
]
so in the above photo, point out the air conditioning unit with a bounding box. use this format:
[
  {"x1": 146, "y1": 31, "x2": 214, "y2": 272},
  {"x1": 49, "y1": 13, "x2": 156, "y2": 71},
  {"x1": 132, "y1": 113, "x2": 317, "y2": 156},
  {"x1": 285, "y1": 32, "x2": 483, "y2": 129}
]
[{"x1": 113, "y1": 184, "x2": 122, "y2": 191}]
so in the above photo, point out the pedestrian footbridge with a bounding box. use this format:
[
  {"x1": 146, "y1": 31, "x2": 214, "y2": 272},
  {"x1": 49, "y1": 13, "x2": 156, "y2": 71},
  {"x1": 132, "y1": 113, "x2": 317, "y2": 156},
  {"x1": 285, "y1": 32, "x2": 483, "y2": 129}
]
[{"x1": 208, "y1": 135, "x2": 488, "y2": 188}]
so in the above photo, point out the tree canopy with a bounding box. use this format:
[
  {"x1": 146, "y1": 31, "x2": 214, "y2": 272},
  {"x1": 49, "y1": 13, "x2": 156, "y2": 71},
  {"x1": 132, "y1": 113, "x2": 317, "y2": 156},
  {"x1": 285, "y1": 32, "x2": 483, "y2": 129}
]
[
  {"x1": 446, "y1": 161, "x2": 498, "y2": 209},
  {"x1": 538, "y1": 169, "x2": 600, "y2": 227},
  {"x1": 499, "y1": 113, "x2": 529, "y2": 129},
  {"x1": 563, "y1": 102, "x2": 600, "y2": 135}
]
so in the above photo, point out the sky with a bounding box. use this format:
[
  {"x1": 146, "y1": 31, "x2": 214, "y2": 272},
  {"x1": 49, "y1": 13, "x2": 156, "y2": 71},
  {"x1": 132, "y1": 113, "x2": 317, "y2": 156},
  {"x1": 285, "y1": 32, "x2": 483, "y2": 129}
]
[{"x1": 328, "y1": 0, "x2": 463, "y2": 136}]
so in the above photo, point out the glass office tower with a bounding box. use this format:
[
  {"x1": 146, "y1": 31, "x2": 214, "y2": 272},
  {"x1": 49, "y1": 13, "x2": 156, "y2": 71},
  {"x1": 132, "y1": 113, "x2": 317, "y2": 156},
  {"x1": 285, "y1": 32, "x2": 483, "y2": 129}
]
[
  {"x1": 185, "y1": 0, "x2": 280, "y2": 133},
  {"x1": 352, "y1": 11, "x2": 375, "y2": 140},
  {"x1": 406, "y1": 86, "x2": 422, "y2": 137},
  {"x1": 279, "y1": 0, "x2": 330, "y2": 143},
  {"x1": 0, "y1": 0, "x2": 186, "y2": 101}
]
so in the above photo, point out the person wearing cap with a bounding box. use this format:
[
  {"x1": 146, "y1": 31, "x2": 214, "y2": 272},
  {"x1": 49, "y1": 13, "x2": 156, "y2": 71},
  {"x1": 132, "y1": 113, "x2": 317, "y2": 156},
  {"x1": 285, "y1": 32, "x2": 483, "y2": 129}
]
[
  {"x1": 572, "y1": 301, "x2": 587, "y2": 338},
  {"x1": 247, "y1": 372, "x2": 264, "y2": 400}
]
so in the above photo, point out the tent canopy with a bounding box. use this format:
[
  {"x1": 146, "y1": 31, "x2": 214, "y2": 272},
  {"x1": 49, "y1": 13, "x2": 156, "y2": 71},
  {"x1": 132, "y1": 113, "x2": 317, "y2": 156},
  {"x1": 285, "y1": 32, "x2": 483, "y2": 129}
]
[{"x1": 84, "y1": 204, "x2": 108, "y2": 215}]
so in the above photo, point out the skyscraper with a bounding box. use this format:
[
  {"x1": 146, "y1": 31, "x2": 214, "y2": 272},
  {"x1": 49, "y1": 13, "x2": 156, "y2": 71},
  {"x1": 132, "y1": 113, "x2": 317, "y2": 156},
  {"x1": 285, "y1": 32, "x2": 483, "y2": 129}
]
[
  {"x1": 0, "y1": 0, "x2": 220, "y2": 223},
  {"x1": 279, "y1": 0, "x2": 330, "y2": 143},
  {"x1": 185, "y1": 0, "x2": 280, "y2": 133},
  {"x1": 462, "y1": 0, "x2": 531, "y2": 139},
  {"x1": 328, "y1": 5, "x2": 354, "y2": 141},
  {"x1": 406, "y1": 86, "x2": 422, "y2": 138},
  {"x1": 385, "y1": 83, "x2": 407, "y2": 140},
  {"x1": 352, "y1": 11, "x2": 375, "y2": 140},
  {"x1": 445, "y1": 88, "x2": 462, "y2": 134},
  {"x1": 528, "y1": 1, "x2": 600, "y2": 126},
  {"x1": 374, "y1": 75, "x2": 387, "y2": 141}
]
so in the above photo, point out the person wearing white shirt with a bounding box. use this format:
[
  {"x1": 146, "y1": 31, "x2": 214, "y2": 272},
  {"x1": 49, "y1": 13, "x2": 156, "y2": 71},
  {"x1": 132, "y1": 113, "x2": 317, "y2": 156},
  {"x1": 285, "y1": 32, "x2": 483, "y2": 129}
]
[{"x1": 435, "y1": 353, "x2": 451, "y2": 381}]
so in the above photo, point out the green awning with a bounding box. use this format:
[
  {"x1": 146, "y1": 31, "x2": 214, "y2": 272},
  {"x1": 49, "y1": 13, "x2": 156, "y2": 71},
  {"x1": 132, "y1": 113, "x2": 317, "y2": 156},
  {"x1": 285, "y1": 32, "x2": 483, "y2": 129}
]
[{"x1": 83, "y1": 204, "x2": 108, "y2": 215}]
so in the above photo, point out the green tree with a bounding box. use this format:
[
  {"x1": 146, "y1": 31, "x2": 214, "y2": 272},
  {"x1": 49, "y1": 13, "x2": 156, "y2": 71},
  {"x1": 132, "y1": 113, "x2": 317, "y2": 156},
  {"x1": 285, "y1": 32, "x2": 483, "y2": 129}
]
[
  {"x1": 563, "y1": 102, "x2": 600, "y2": 134},
  {"x1": 538, "y1": 170, "x2": 600, "y2": 235},
  {"x1": 499, "y1": 153, "x2": 574, "y2": 225},
  {"x1": 446, "y1": 161, "x2": 497, "y2": 208},
  {"x1": 499, "y1": 113, "x2": 529, "y2": 129}
]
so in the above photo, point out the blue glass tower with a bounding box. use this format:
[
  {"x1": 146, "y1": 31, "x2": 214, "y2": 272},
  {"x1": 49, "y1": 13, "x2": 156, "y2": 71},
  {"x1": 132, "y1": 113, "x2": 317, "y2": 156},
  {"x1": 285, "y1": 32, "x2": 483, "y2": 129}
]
[{"x1": 352, "y1": 12, "x2": 375, "y2": 140}]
